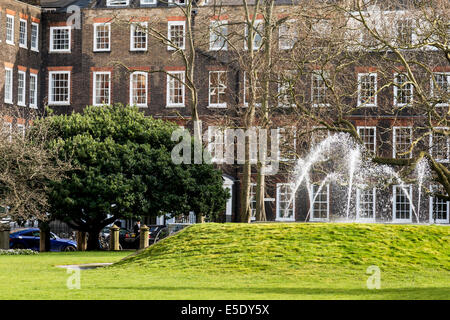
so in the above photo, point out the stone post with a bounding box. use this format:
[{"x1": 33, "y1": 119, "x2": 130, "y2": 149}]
[
  {"x1": 139, "y1": 225, "x2": 149, "y2": 249},
  {"x1": 0, "y1": 223, "x2": 11, "y2": 250},
  {"x1": 109, "y1": 225, "x2": 120, "y2": 251}
]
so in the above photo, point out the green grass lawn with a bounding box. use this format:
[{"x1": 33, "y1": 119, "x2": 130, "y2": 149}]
[{"x1": 0, "y1": 223, "x2": 449, "y2": 299}]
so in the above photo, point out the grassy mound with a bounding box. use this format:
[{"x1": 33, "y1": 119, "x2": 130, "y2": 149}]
[{"x1": 117, "y1": 223, "x2": 450, "y2": 274}]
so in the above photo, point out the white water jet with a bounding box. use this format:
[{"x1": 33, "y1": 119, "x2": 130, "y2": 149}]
[
  {"x1": 415, "y1": 159, "x2": 429, "y2": 221},
  {"x1": 346, "y1": 148, "x2": 360, "y2": 219},
  {"x1": 288, "y1": 132, "x2": 430, "y2": 223}
]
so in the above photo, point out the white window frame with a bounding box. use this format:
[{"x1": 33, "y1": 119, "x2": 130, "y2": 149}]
[
  {"x1": 429, "y1": 186, "x2": 449, "y2": 224},
  {"x1": 311, "y1": 71, "x2": 330, "y2": 107},
  {"x1": 140, "y1": 0, "x2": 157, "y2": 4},
  {"x1": 429, "y1": 127, "x2": 449, "y2": 163},
  {"x1": 279, "y1": 19, "x2": 297, "y2": 50},
  {"x1": 49, "y1": 26, "x2": 71, "y2": 53},
  {"x1": 393, "y1": 126, "x2": 412, "y2": 159},
  {"x1": 93, "y1": 23, "x2": 111, "y2": 52},
  {"x1": 276, "y1": 183, "x2": 295, "y2": 222},
  {"x1": 4, "y1": 67, "x2": 13, "y2": 104},
  {"x1": 356, "y1": 188, "x2": 376, "y2": 222},
  {"x1": 278, "y1": 70, "x2": 296, "y2": 108},
  {"x1": 167, "y1": 20, "x2": 185, "y2": 51},
  {"x1": 209, "y1": 20, "x2": 228, "y2": 51},
  {"x1": 310, "y1": 184, "x2": 330, "y2": 222},
  {"x1": 19, "y1": 19, "x2": 27, "y2": 48},
  {"x1": 29, "y1": 73, "x2": 38, "y2": 109},
  {"x1": 6, "y1": 15, "x2": 15, "y2": 45},
  {"x1": 208, "y1": 70, "x2": 227, "y2": 108},
  {"x1": 129, "y1": 71, "x2": 148, "y2": 108},
  {"x1": 392, "y1": 185, "x2": 413, "y2": 223},
  {"x1": 17, "y1": 124, "x2": 25, "y2": 138},
  {"x1": 431, "y1": 72, "x2": 449, "y2": 107},
  {"x1": 396, "y1": 18, "x2": 415, "y2": 47},
  {"x1": 357, "y1": 126, "x2": 377, "y2": 154},
  {"x1": 357, "y1": 72, "x2": 377, "y2": 107},
  {"x1": 31, "y1": 22, "x2": 39, "y2": 52},
  {"x1": 130, "y1": 22, "x2": 148, "y2": 52},
  {"x1": 277, "y1": 126, "x2": 297, "y2": 162},
  {"x1": 3, "y1": 122, "x2": 12, "y2": 143},
  {"x1": 17, "y1": 70, "x2": 26, "y2": 106},
  {"x1": 249, "y1": 183, "x2": 257, "y2": 221},
  {"x1": 393, "y1": 73, "x2": 413, "y2": 106},
  {"x1": 48, "y1": 71, "x2": 71, "y2": 106},
  {"x1": 207, "y1": 126, "x2": 226, "y2": 164},
  {"x1": 166, "y1": 71, "x2": 185, "y2": 107},
  {"x1": 92, "y1": 71, "x2": 111, "y2": 106},
  {"x1": 243, "y1": 71, "x2": 261, "y2": 108},
  {"x1": 244, "y1": 20, "x2": 263, "y2": 50}
]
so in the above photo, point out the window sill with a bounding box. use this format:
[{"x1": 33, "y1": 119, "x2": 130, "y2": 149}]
[
  {"x1": 207, "y1": 104, "x2": 227, "y2": 109},
  {"x1": 19, "y1": 44, "x2": 27, "y2": 49},
  {"x1": 166, "y1": 104, "x2": 185, "y2": 108},
  {"x1": 31, "y1": 48, "x2": 39, "y2": 53},
  {"x1": 6, "y1": 41, "x2": 15, "y2": 46},
  {"x1": 275, "y1": 217, "x2": 295, "y2": 222},
  {"x1": 392, "y1": 219, "x2": 413, "y2": 223},
  {"x1": 357, "y1": 103, "x2": 377, "y2": 107},
  {"x1": 49, "y1": 50, "x2": 72, "y2": 53},
  {"x1": 310, "y1": 218, "x2": 329, "y2": 222},
  {"x1": 48, "y1": 102, "x2": 70, "y2": 106},
  {"x1": 29, "y1": 105, "x2": 38, "y2": 109},
  {"x1": 130, "y1": 48, "x2": 147, "y2": 52},
  {"x1": 279, "y1": 46, "x2": 294, "y2": 50},
  {"x1": 94, "y1": 49, "x2": 111, "y2": 53}
]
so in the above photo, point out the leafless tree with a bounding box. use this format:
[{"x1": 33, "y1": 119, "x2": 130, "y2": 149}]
[{"x1": 0, "y1": 113, "x2": 72, "y2": 223}]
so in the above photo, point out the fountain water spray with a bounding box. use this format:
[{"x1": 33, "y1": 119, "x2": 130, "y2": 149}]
[{"x1": 288, "y1": 132, "x2": 430, "y2": 223}]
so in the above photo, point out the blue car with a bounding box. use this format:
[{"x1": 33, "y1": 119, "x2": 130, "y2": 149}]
[{"x1": 9, "y1": 228, "x2": 77, "y2": 252}]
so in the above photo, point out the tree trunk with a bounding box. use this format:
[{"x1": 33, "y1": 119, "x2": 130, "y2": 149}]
[
  {"x1": 76, "y1": 231, "x2": 87, "y2": 251},
  {"x1": 87, "y1": 230, "x2": 100, "y2": 251},
  {"x1": 38, "y1": 221, "x2": 51, "y2": 252},
  {"x1": 255, "y1": 166, "x2": 267, "y2": 221},
  {"x1": 240, "y1": 139, "x2": 252, "y2": 223},
  {"x1": 255, "y1": 0, "x2": 273, "y2": 223}
]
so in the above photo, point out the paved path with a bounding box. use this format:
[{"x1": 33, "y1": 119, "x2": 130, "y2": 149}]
[{"x1": 56, "y1": 263, "x2": 113, "y2": 270}]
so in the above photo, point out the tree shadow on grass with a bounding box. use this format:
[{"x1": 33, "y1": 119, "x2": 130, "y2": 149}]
[{"x1": 95, "y1": 286, "x2": 450, "y2": 299}]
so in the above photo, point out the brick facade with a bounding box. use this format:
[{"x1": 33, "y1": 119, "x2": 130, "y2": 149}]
[{"x1": 1, "y1": 0, "x2": 448, "y2": 223}]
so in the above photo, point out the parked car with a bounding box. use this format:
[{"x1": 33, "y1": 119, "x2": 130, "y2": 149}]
[
  {"x1": 9, "y1": 228, "x2": 77, "y2": 252},
  {"x1": 103, "y1": 225, "x2": 169, "y2": 249},
  {"x1": 146, "y1": 225, "x2": 169, "y2": 244},
  {"x1": 103, "y1": 227, "x2": 132, "y2": 249}
]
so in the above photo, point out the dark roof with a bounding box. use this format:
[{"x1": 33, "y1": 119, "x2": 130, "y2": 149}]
[
  {"x1": 91, "y1": 0, "x2": 299, "y2": 9},
  {"x1": 40, "y1": 0, "x2": 93, "y2": 9}
]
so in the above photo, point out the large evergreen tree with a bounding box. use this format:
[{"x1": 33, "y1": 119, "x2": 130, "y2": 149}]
[{"x1": 38, "y1": 105, "x2": 228, "y2": 250}]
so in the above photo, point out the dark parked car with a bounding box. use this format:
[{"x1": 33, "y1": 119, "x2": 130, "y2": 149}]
[
  {"x1": 103, "y1": 225, "x2": 168, "y2": 249},
  {"x1": 147, "y1": 225, "x2": 169, "y2": 244},
  {"x1": 9, "y1": 228, "x2": 77, "y2": 252}
]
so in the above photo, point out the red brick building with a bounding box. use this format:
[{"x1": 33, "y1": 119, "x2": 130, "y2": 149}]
[{"x1": 1, "y1": 0, "x2": 449, "y2": 224}]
